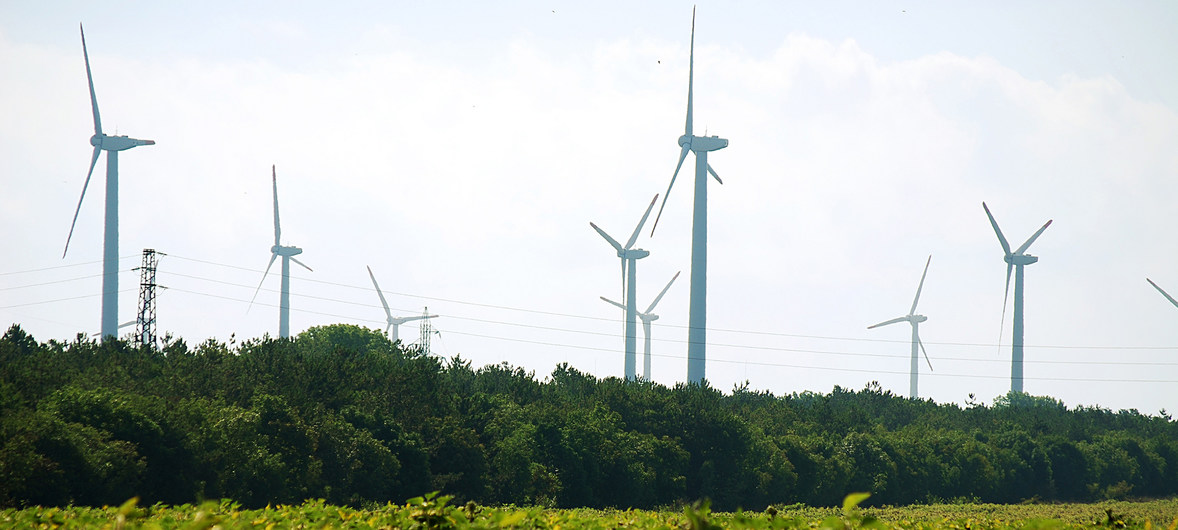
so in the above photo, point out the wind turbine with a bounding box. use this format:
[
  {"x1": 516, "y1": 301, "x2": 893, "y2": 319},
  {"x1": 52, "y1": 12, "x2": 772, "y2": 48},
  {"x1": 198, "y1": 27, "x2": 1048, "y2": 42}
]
[
  {"x1": 868, "y1": 256, "x2": 934, "y2": 398},
  {"x1": 250, "y1": 166, "x2": 312, "y2": 338},
  {"x1": 650, "y1": 7, "x2": 728, "y2": 385},
  {"x1": 591, "y1": 194, "x2": 658, "y2": 380},
  {"x1": 1146, "y1": 278, "x2": 1178, "y2": 310},
  {"x1": 601, "y1": 271, "x2": 680, "y2": 380},
  {"x1": 366, "y1": 265, "x2": 438, "y2": 343},
  {"x1": 983, "y1": 202, "x2": 1052, "y2": 393},
  {"x1": 63, "y1": 24, "x2": 155, "y2": 341}
]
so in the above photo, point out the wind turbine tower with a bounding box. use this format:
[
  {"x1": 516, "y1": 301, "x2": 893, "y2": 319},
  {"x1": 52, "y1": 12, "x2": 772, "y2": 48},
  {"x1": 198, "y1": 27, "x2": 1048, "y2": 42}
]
[
  {"x1": 63, "y1": 25, "x2": 155, "y2": 341},
  {"x1": 868, "y1": 256, "x2": 934, "y2": 398},
  {"x1": 250, "y1": 166, "x2": 312, "y2": 338},
  {"x1": 366, "y1": 266, "x2": 438, "y2": 344},
  {"x1": 651, "y1": 7, "x2": 728, "y2": 385},
  {"x1": 591, "y1": 195, "x2": 658, "y2": 380},
  {"x1": 602, "y1": 271, "x2": 680, "y2": 380},
  {"x1": 983, "y1": 202, "x2": 1052, "y2": 394}
]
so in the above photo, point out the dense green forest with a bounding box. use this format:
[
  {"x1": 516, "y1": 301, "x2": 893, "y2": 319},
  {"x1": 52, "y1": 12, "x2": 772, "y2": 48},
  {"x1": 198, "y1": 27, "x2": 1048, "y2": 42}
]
[{"x1": 2, "y1": 323, "x2": 1176, "y2": 510}]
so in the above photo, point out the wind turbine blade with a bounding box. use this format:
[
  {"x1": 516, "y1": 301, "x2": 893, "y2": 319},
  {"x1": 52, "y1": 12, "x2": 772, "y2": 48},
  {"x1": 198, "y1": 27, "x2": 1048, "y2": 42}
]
[
  {"x1": 93, "y1": 321, "x2": 136, "y2": 338},
  {"x1": 249, "y1": 253, "x2": 279, "y2": 308},
  {"x1": 998, "y1": 262, "x2": 1012, "y2": 355},
  {"x1": 919, "y1": 337, "x2": 933, "y2": 371},
  {"x1": 290, "y1": 257, "x2": 313, "y2": 272},
  {"x1": 1147, "y1": 278, "x2": 1178, "y2": 309},
  {"x1": 63, "y1": 146, "x2": 102, "y2": 258},
  {"x1": 651, "y1": 146, "x2": 690, "y2": 236},
  {"x1": 625, "y1": 194, "x2": 659, "y2": 250},
  {"x1": 684, "y1": 6, "x2": 695, "y2": 138},
  {"x1": 982, "y1": 202, "x2": 1012, "y2": 256},
  {"x1": 868, "y1": 316, "x2": 908, "y2": 329},
  {"x1": 589, "y1": 222, "x2": 624, "y2": 253},
  {"x1": 80, "y1": 24, "x2": 102, "y2": 135},
  {"x1": 272, "y1": 166, "x2": 281, "y2": 246},
  {"x1": 620, "y1": 258, "x2": 626, "y2": 304},
  {"x1": 367, "y1": 265, "x2": 394, "y2": 319},
  {"x1": 707, "y1": 164, "x2": 723, "y2": 184},
  {"x1": 1015, "y1": 219, "x2": 1053, "y2": 255},
  {"x1": 397, "y1": 315, "x2": 430, "y2": 324},
  {"x1": 645, "y1": 271, "x2": 681, "y2": 313},
  {"x1": 600, "y1": 296, "x2": 626, "y2": 311},
  {"x1": 909, "y1": 255, "x2": 931, "y2": 315}
]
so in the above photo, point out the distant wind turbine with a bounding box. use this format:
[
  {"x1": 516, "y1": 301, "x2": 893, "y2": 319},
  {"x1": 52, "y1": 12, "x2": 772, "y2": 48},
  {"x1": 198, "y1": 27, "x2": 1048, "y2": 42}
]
[
  {"x1": 983, "y1": 202, "x2": 1052, "y2": 393},
  {"x1": 650, "y1": 7, "x2": 728, "y2": 385},
  {"x1": 250, "y1": 166, "x2": 312, "y2": 338},
  {"x1": 601, "y1": 271, "x2": 680, "y2": 380},
  {"x1": 1146, "y1": 278, "x2": 1178, "y2": 309},
  {"x1": 63, "y1": 24, "x2": 155, "y2": 341},
  {"x1": 366, "y1": 265, "x2": 438, "y2": 343},
  {"x1": 868, "y1": 256, "x2": 934, "y2": 398},
  {"x1": 591, "y1": 194, "x2": 658, "y2": 380}
]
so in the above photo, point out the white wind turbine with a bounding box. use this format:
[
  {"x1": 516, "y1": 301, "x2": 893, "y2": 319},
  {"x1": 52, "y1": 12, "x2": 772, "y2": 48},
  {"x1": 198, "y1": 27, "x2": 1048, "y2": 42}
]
[
  {"x1": 591, "y1": 195, "x2": 658, "y2": 380},
  {"x1": 868, "y1": 256, "x2": 934, "y2": 398},
  {"x1": 650, "y1": 7, "x2": 728, "y2": 384},
  {"x1": 63, "y1": 24, "x2": 155, "y2": 341},
  {"x1": 983, "y1": 202, "x2": 1052, "y2": 394},
  {"x1": 250, "y1": 166, "x2": 312, "y2": 338},
  {"x1": 366, "y1": 265, "x2": 438, "y2": 343},
  {"x1": 601, "y1": 271, "x2": 680, "y2": 380},
  {"x1": 1146, "y1": 279, "x2": 1178, "y2": 310}
]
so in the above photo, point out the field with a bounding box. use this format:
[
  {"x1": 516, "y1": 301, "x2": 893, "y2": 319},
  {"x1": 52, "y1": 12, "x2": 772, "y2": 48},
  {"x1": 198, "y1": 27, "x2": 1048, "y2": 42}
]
[{"x1": 4, "y1": 494, "x2": 1177, "y2": 529}]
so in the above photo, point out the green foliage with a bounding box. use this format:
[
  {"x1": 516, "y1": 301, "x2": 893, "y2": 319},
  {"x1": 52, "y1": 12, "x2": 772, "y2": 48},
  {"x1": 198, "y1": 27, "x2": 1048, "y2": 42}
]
[
  {"x1": 2, "y1": 324, "x2": 1178, "y2": 510},
  {"x1": 1, "y1": 497, "x2": 1176, "y2": 528}
]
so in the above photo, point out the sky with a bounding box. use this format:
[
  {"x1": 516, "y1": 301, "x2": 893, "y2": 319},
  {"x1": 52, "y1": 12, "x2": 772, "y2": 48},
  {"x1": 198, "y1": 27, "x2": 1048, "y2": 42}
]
[{"x1": 2, "y1": 1, "x2": 1177, "y2": 415}]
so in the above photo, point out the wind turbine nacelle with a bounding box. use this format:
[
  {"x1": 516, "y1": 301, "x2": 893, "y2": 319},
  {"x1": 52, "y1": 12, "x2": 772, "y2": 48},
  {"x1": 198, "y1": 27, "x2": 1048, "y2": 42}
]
[
  {"x1": 1005, "y1": 254, "x2": 1038, "y2": 266},
  {"x1": 690, "y1": 134, "x2": 728, "y2": 152},
  {"x1": 621, "y1": 248, "x2": 650, "y2": 260},
  {"x1": 93, "y1": 134, "x2": 155, "y2": 151},
  {"x1": 912, "y1": 314, "x2": 928, "y2": 323},
  {"x1": 273, "y1": 244, "x2": 303, "y2": 257}
]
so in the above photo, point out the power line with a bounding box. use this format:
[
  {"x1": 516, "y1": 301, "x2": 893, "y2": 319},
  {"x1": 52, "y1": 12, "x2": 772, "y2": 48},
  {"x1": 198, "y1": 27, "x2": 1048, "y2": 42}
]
[
  {"x1": 10, "y1": 254, "x2": 1178, "y2": 367},
  {"x1": 163, "y1": 253, "x2": 1178, "y2": 353},
  {"x1": 161, "y1": 282, "x2": 1178, "y2": 370},
  {"x1": 0, "y1": 272, "x2": 106, "y2": 291},
  {"x1": 0, "y1": 256, "x2": 137, "y2": 277},
  {"x1": 0, "y1": 288, "x2": 138, "y2": 310}
]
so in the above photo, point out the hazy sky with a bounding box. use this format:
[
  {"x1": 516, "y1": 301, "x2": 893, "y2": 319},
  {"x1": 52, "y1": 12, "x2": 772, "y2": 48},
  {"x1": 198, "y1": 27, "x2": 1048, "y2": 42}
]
[{"x1": 2, "y1": 1, "x2": 1176, "y2": 415}]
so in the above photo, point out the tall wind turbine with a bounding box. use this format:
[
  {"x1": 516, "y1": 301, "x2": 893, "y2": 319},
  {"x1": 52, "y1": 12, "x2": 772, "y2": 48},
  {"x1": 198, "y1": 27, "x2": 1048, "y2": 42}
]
[
  {"x1": 868, "y1": 256, "x2": 934, "y2": 398},
  {"x1": 1146, "y1": 278, "x2": 1178, "y2": 310},
  {"x1": 650, "y1": 7, "x2": 728, "y2": 385},
  {"x1": 366, "y1": 265, "x2": 438, "y2": 343},
  {"x1": 250, "y1": 166, "x2": 312, "y2": 338},
  {"x1": 591, "y1": 194, "x2": 658, "y2": 380},
  {"x1": 63, "y1": 24, "x2": 155, "y2": 341},
  {"x1": 983, "y1": 202, "x2": 1052, "y2": 393},
  {"x1": 601, "y1": 271, "x2": 680, "y2": 380}
]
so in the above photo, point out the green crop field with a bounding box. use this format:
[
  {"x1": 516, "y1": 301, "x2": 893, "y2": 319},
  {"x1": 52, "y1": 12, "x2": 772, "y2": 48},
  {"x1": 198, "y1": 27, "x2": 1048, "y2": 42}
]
[{"x1": 4, "y1": 494, "x2": 1177, "y2": 529}]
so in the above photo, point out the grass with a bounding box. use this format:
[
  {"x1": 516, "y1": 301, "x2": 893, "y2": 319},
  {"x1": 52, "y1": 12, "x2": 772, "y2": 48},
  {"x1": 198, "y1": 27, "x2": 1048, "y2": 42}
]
[{"x1": 2, "y1": 494, "x2": 1176, "y2": 529}]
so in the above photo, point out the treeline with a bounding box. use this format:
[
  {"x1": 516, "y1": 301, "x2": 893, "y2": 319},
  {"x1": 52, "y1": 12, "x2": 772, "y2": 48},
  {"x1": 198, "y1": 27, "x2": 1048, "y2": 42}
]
[{"x1": 1, "y1": 323, "x2": 1176, "y2": 510}]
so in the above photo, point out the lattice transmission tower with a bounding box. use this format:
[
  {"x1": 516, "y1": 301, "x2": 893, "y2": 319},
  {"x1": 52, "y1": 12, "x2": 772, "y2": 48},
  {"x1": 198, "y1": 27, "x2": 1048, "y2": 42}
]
[
  {"x1": 134, "y1": 249, "x2": 164, "y2": 347},
  {"x1": 418, "y1": 306, "x2": 432, "y2": 355}
]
